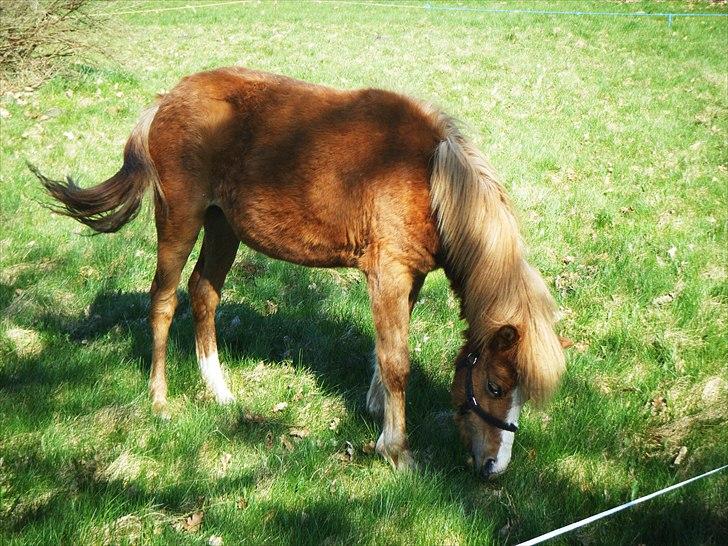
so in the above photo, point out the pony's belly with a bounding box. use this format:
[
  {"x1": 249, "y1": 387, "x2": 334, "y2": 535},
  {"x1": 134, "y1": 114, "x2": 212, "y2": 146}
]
[
  {"x1": 220, "y1": 198, "x2": 362, "y2": 269},
  {"x1": 238, "y1": 230, "x2": 359, "y2": 268}
]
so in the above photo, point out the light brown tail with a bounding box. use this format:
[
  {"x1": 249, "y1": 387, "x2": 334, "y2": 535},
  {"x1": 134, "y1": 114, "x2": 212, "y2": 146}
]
[{"x1": 29, "y1": 105, "x2": 162, "y2": 234}]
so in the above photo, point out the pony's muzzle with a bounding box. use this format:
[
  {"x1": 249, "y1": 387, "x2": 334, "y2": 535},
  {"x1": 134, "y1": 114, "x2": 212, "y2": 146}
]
[{"x1": 479, "y1": 458, "x2": 497, "y2": 479}]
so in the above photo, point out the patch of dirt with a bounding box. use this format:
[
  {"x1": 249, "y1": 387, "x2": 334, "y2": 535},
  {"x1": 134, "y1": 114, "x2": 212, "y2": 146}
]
[
  {"x1": 98, "y1": 451, "x2": 154, "y2": 486},
  {"x1": 642, "y1": 402, "x2": 727, "y2": 464},
  {"x1": 96, "y1": 510, "x2": 170, "y2": 545},
  {"x1": 5, "y1": 326, "x2": 44, "y2": 358},
  {"x1": 627, "y1": 373, "x2": 728, "y2": 470},
  {"x1": 101, "y1": 514, "x2": 142, "y2": 545},
  {"x1": 702, "y1": 376, "x2": 727, "y2": 403},
  {"x1": 88, "y1": 404, "x2": 141, "y2": 440}
]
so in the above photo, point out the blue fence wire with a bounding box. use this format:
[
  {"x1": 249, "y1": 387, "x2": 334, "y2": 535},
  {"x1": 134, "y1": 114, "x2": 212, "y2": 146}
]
[
  {"x1": 100, "y1": 1, "x2": 728, "y2": 29},
  {"x1": 419, "y1": 3, "x2": 728, "y2": 28}
]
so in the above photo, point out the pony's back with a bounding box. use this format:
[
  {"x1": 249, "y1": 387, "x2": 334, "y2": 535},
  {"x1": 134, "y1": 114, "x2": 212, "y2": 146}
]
[{"x1": 146, "y1": 67, "x2": 445, "y2": 269}]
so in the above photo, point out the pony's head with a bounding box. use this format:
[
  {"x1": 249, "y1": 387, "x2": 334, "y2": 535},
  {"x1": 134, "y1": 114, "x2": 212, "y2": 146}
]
[
  {"x1": 451, "y1": 324, "x2": 571, "y2": 478},
  {"x1": 451, "y1": 325, "x2": 522, "y2": 478},
  {"x1": 427, "y1": 108, "x2": 569, "y2": 477}
]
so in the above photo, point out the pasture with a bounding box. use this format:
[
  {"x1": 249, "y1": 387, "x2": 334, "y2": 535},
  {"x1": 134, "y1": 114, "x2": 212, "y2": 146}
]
[{"x1": 1, "y1": 1, "x2": 727, "y2": 544}]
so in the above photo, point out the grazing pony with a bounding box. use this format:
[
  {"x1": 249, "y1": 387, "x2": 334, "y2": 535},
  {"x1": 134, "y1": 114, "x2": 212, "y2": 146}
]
[{"x1": 31, "y1": 67, "x2": 567, "y2": 477}]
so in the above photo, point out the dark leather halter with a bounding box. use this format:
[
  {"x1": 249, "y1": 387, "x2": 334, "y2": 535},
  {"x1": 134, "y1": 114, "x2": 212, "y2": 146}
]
[{"x1": 457, "y1": 352, "x2": 519, "y2": 433}]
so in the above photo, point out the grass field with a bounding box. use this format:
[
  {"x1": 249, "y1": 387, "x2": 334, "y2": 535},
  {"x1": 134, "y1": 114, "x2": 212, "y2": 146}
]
[{"x1": 1, "y1": 0, "x2": 727, "y2": 544}]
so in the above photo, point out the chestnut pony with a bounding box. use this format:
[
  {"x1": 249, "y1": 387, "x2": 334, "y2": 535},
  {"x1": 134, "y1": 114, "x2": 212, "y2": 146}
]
[{"x1": 31, "y1": 67, "x2": 567, "y2": 477}]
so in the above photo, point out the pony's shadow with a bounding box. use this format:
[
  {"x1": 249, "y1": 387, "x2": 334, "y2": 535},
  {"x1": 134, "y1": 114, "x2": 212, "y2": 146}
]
[{"x1": 54, "y1": 267, "x2": 453, "y2": 432}]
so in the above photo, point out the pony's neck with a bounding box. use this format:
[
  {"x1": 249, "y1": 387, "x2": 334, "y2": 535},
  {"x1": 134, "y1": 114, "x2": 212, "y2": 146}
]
[{"x1": 442, "y1": 252, "x2": 531, "y2": 349}]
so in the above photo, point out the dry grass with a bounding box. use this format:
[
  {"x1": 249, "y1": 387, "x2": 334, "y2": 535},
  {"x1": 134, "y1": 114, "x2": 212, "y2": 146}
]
[{"x1": 0, "y1": 0, "x2": 105, "y2": 89}]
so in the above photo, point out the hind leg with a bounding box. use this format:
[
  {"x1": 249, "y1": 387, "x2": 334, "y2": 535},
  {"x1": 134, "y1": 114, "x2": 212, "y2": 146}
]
[
  {"x1": 188, "y1": 207, "x2": 240, "y2": 404},
  {"x1": 149, "y1": 209, "x2": 203, "y2": 418},
  {"x1": 367, "y1": 273, "x2": 425, "y2": 420}
]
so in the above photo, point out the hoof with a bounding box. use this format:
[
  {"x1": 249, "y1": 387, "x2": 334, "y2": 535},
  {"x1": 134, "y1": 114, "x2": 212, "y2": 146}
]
[
  {"x1": 152, "y1": 399, "x2": 170, "y2": 421},
  {"x1": 215, "y1": 389, "x2": 236, "y2": 405},
  {"x1": 391, "y1": 449, "x2": 417, "y2": 471},
  {"x1": 376, "y1": 435, "x2": 416, "y2": 471}
]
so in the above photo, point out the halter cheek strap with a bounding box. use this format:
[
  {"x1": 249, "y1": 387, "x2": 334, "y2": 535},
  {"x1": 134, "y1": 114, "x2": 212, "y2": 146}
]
[{"x1": 458, "y1": 352, "x2": 519, "y2": 433}]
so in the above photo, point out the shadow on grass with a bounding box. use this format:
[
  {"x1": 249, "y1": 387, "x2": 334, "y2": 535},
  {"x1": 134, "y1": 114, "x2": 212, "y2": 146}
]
[
  {"x1": 3, "y1": 444, "x2": 256, "y2": 539},
  {"x1": 254, "y1": 484, "x2": 727, "y2": 546},
  {"x1": 1, "y1": 263, "x2": 461, "y2": 540},
  {"x1": 7, "y1": 256, "x2": 453, "y2": 427},
  {"x1": 3, "y1": 266, "x2": 726, "y2": 544},
  {"x1": 26, "y1": 298, "x2": 446, "y2": 420}
]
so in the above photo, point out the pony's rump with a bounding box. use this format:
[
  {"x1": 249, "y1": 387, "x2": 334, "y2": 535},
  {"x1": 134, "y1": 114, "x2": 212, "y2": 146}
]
[{"x1": 29, "y1": 104, "x2": 161, "y2": 233}]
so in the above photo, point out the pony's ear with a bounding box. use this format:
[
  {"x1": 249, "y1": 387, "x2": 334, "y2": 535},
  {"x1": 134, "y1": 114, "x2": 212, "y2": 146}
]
[
  {"x1": 490, "y1": 325, "x2": 519, "y2": 352},
  {"x1": 559, "y1": 336, "x2": 574, "y2": 349}
]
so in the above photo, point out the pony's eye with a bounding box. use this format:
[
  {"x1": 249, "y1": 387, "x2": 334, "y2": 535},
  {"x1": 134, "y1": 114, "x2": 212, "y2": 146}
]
[{"x1": 487, "y1": 381, "x2": 503, "y2": 398}]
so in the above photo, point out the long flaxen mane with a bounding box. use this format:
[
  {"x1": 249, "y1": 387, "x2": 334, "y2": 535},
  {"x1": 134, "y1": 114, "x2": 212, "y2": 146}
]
[{"x1": 427, "y1": 110, "x2": 565, "y2": 403}]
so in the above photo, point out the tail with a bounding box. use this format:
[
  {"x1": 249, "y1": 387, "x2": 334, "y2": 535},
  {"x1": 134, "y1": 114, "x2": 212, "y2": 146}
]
[
  {"x1": 428, "y1": 111, "x2": 565, "y2": 403},
  {"x1": 29, "y1": 104, "x2": 162, "y2": 234}
]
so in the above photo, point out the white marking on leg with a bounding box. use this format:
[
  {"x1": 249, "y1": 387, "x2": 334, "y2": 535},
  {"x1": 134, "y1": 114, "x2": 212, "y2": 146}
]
[
  {"x1": 198, "y1": 349, "x2": 235, "y2": 404},
  {"x1": 375, "y1": 386, "x2": 415, "y2": 470}
]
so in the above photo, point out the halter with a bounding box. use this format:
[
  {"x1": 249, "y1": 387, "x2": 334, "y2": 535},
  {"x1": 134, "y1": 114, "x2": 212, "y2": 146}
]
[{"x1": 458, "y1": 352, "x2": 519, "y2": 433}]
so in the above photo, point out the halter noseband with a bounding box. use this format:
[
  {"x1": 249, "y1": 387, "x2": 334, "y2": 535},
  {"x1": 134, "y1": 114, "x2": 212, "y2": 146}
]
[{"x1": 458, "y1": 352, "x2": 519, "y2": 433}]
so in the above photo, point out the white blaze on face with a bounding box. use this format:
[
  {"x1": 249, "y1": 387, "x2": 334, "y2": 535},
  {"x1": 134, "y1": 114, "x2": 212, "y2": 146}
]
[
  {"x1": 198, "y1": 349, "x2": 235, "y2": 404},
  {"x1": 490, "y1": 386, "x2": 524, "y2": 475}
]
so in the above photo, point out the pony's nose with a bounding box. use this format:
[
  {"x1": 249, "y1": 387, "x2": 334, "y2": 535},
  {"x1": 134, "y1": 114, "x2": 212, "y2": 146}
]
[{"x1": 480, "y1": 458, "x2": 496, "y2": 479}]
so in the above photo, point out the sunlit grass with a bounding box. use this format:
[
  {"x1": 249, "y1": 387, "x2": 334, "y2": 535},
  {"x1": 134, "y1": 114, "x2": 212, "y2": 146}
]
[{"x1": 1, "y1": 1, "x2": 727, "y2": 544}]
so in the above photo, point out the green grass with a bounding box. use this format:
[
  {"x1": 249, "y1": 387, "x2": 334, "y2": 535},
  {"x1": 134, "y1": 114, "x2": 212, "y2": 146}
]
[{"x1": 1, "y1": 0, "x2": 727, "y2": 544}]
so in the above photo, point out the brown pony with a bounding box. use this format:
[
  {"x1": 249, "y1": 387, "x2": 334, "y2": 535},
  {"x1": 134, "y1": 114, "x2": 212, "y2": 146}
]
[{"x1": 31, "y1": 67, "x2": 567, "y2": 477}]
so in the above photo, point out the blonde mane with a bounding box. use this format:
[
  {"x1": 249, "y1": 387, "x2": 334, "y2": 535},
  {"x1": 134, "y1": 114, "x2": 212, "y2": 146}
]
[{"x1": 427, "y1": 110, "x2": 565, "y2": 403}]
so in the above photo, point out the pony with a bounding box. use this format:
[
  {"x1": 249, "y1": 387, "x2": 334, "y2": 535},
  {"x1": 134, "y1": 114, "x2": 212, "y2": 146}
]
[{"x1": 30, "y1": 67, "x2": 568, "y2": 477}]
